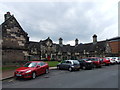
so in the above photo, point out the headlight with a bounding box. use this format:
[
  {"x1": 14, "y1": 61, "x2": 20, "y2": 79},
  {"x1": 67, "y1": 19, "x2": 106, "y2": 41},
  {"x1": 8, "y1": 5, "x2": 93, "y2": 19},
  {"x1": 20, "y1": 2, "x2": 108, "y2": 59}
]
[
  {"x1": 25, "y1": 70, "x2": 32, "y2": 73},
  {"x1": 71, "y1": 66, "x2": 74, "y2": 68}
]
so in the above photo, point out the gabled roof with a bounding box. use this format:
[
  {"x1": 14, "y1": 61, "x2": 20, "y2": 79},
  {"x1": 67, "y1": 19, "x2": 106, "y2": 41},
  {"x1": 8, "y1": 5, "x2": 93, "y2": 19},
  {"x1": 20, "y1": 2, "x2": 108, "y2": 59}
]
[
  {"x1": 28, "y1": 41, "x2": 40, "y2": 49},
  {"x1": 1, "y1": 15, "x2": 28, "y2": 36},
  {"x1": 40, "y1": 37, "x2": 53, "y2": 46}
]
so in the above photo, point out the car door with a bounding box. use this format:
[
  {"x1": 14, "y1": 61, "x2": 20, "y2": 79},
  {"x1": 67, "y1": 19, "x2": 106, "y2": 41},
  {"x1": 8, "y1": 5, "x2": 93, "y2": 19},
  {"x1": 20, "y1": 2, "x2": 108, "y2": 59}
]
[
  {"x1": 79, "y1": 60, "x2": 84, "y2": 67},
  {"x1": 59, "y1": 60, "x2": 67, "y2": 69},
  {"x1": 99, "y1": 58, "x2": 103, "y2": 64},
  {"x1": 65, "y1": 61, "x2": 72, "y2": 69},
  {"x1": 41, "y1": 62, "x2": 47, "y2": 73},
  {"x1": 36, "y1": 62, "x2": 44, "y2": 75}
]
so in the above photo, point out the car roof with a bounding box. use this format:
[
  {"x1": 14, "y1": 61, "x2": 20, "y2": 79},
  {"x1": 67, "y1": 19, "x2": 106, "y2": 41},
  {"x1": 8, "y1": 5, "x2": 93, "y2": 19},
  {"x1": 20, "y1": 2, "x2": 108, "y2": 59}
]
[
  {"x1": 65, "y1": 60, "x2": 78, "y2": 62},
  {"x1": 87, "y1": 57, "x2": 100, "y2": 58},
  {"x1": 29, "y1": 61, "x2": 44, "y2": 63}
]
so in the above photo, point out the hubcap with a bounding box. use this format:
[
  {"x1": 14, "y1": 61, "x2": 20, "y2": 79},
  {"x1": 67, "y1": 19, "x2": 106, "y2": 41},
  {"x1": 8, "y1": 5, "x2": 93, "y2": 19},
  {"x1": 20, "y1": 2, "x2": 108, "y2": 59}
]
[
  {"x1": 32, "y1": 73, "x2": 36, "y2": 79},
  {"x1": 83, "y1": 66, "x2": 86, "y2": 69},
  {"x1": 69, "y1": 67, "x2": 72, "y2": 71}
]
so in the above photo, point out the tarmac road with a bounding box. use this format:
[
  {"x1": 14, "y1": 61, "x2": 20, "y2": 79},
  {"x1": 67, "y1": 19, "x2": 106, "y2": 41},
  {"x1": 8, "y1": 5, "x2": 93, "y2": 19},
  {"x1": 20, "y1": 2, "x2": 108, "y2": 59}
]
[{"x1": 2, "y1": 64, "x2": 119, "y2": 88}]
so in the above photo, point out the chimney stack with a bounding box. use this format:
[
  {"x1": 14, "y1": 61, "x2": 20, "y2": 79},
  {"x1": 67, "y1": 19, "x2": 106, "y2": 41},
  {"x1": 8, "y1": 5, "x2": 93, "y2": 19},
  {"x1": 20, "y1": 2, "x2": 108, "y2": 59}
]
[
  {"x1": 59, "y1": 37, "x2": 63, "y2": 46},
  {"x1": 75, "y1": 38, "x2": 79, "y2": 46},
  {"x1": 93, "y1": 34, "x2": 97, "y2": 44},
  {"x1": 4, "y1": 12, "x2": 11, "y2": 21}
]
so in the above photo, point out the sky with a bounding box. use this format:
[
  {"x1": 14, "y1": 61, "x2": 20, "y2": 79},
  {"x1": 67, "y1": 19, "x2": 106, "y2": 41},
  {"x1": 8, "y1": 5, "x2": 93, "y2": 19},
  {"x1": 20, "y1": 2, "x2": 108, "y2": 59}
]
[{"x1": 0, "y1": 0, "x2": 119, "y2": 46}]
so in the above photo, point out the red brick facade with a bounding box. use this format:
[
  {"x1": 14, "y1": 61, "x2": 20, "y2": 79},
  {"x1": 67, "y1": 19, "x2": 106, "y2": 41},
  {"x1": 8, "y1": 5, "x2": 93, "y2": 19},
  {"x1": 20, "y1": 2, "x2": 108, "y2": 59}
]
[{"x1": 109, "y1": 41, "x2": 120, "y2": 56}]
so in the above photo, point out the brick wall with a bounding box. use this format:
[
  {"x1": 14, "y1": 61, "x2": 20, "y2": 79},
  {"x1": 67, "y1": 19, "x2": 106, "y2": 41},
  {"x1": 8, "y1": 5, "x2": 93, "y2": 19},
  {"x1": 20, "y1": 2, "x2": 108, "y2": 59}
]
[{"x1": 109, "y1": 41, "x2": 120, "y2": 55}]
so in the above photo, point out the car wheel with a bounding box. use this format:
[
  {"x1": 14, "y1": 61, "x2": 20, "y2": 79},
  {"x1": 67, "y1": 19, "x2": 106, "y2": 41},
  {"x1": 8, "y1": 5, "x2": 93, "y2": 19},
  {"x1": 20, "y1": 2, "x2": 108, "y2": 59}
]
[
  {"x1": 90, "y1": 67, "x2": 93, "y2": 70},
  {"x1": 32, "y1": 72, "x2": 36, "y2": 79},
  {"x1": 68, "y1": 67, "x2": 72, "y2": 72},
  {"x1": 45, "y1": 68, "x2": 49, "y2": 74},
  {"x1": 105, "y1": 63, "x2": 109, "y2": 66},
  {"x1": 15, "y1": 77, "x2": 19, "y2": 80},
  {"x1": 93, "y1": 65, "x2": 96, "y2": 68},
  {"x1": 57, "y1": 66, "x2": 60, "y2": 70},
  {"x1": 82, "y1": 66, "x2": 86, "y2": 70},
  {"x1": 99, "y1": 65, "x2": 102, "y2": 68}
]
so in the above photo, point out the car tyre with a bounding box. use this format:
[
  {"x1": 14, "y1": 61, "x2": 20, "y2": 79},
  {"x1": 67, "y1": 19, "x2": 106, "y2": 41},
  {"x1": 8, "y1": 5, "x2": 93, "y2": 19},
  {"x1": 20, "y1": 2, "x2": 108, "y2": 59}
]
[
  {"x1": 82, "y1": 66, "x2": 86, "y2": 70},
  {"x1": 68, "y1": 67, "x2": 72, "y2": 72},
  {"x1": 99, "y1": 65, "x2": 102, "y2": 68},
  {"x1": 32, "y1": 72, "x2": 36, "y2": 79},
  {"x1": 93, "y1": 64, "x2": 96, "y2": 68},
  {"x1": 77, "y1": 68, "x2": 80, "y2": 71},
  {"x1": 45, "y1": 68, "x2": 49, "y2": 74},
  {"x1": 57, "y1": 66, "x2": 60, "y2": 70}
]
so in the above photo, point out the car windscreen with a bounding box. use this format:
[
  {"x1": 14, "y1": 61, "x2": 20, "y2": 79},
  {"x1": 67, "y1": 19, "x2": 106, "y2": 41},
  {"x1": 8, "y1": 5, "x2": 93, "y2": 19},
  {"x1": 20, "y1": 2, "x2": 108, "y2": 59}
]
[
  {"x1": 73, "y1": 60, "x2": 80, "y2": 64},
  {"x1": 88, "y1": 58, "x2": 98, "y2": 61},
  {"x1": 82, "y1": 59, "x2": 90, "y2": 61},
  {"x1": 105, "y1": 57, "x2": 110, "y2": 60},
  {"x1": 24, "y1": 62, "x2": 37, "y2": 67}
]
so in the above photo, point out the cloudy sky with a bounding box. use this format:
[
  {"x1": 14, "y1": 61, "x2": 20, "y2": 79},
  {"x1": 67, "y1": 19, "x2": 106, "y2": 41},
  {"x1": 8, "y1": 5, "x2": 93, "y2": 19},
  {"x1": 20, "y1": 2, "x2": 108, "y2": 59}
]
[{"x1": 0, "y1": 0, "x2": 119, "y2": 45}]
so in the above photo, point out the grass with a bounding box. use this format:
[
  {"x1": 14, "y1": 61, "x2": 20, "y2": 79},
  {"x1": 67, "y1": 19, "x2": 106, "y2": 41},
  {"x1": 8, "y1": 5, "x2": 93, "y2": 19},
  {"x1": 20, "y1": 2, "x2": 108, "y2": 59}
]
[
  {"x1": 1, "y1": 61, "x2": 60, "y2": 71},
  {"x1": 44, "y1": 61, "x2": 60, "y2": 67}
]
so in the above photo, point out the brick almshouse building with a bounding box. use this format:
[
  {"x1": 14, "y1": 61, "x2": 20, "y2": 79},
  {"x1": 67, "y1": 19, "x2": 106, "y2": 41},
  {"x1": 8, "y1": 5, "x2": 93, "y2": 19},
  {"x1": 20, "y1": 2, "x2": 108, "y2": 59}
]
[{"x1": 0, "y1": 12, "x2": 120, "y2": 65}]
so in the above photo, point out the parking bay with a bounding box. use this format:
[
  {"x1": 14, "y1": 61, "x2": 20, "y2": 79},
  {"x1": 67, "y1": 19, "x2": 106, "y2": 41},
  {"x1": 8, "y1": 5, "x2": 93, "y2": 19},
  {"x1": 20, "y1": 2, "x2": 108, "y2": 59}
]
[{"x1": 2, "y1": 64, "x2": 119, "y2": 88}]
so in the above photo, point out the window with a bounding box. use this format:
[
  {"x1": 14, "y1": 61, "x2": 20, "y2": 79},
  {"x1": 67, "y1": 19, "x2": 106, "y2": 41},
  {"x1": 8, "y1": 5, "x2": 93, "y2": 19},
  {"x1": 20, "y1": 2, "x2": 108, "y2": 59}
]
[
  {"x1": 24, "y1": 62, "x2": 37, "y2": 67},
  {"x1": 41, "y1": 62, "x2": 46, "y2": 66},
  {"x1": 37, "y1": 62, "x2": 42, "y2": 66},
  {"x1": 38, "y1": 62, "x2": 46, "y2": 66},
  {"x1": 73, "y1": 60, "x2": 79, "y2": 64},
  {"x1": 99, "y1": 58, "x2": 103, "y2": 61},
  {"x1": 66, "y1": 61, "x2": 71, "y2": 64}
]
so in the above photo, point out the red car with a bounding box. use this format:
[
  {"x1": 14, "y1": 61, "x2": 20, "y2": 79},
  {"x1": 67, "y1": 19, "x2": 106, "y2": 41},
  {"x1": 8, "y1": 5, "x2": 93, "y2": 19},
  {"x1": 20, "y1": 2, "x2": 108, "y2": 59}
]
[
  {"x1": 99, "y1": 58, "x2": 111, "y2": 66},
  {"x1": 14, "y1": 61, "x2": 49, "y2": 79},
  {"x1": 87, "y1": 57, "x2": 102, "y2": 68}
]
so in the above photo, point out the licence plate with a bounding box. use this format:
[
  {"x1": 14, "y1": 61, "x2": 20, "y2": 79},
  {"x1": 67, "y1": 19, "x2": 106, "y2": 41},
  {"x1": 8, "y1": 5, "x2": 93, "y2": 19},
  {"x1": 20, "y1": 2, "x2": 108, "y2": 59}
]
[{"x1": 16, "y1": 74, "x2": 22, "y2": 76}]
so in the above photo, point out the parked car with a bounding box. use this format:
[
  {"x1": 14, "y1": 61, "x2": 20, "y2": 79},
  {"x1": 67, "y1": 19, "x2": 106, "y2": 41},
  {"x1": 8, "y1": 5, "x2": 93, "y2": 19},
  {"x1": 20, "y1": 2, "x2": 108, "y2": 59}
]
[
  {"x1": 14, "y1": 61, "x2": 49, "y2": 79},
  {"x1": 105, "y1": 57, "x2": 116, "y2": 64},
  {"x1": 57, "y1": 60, "x2": 80, "y2": 72},
  {"x1": 78, "y1": 59, "x2": 93, "y2": 70},
  {"x1": 99, "y1": 58, "x2": 111, "y2": 66},
  {"x1": 87, "y1": 57, "x2": 102, "y2": 68},
  {"x1": 112, "y1": 57, "x2": 120, "y2": 64}
]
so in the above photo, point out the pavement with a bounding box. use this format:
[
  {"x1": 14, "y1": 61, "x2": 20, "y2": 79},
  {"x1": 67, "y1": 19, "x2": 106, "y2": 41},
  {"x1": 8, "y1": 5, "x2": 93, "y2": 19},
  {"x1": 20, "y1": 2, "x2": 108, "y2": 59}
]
[{"x1": 1, "y1": 67, "x2": 57, "y2": 81}]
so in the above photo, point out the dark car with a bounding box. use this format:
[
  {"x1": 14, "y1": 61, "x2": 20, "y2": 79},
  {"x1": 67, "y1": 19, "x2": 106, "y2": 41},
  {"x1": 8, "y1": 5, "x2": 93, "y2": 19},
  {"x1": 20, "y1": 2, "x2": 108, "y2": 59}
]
[
  {"x1": 14, "y1": 61, "x2": 49, "y2": 79},
  {"x1": 57, "y1": 60, "x2": 80, "y2": 72},
  {"x1": 87, "y1": 57, "x2": 102, "y2": 68},
  {"x1": 78, "y1": 59, "x2": 93, "y2": 70}
]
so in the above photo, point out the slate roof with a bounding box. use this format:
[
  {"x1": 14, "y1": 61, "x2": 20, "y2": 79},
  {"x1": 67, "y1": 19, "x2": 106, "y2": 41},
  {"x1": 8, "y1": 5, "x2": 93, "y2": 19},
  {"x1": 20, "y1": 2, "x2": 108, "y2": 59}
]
[
  {"x1": 40, "y1": 37, "x2": 53, "y2": 46},
  {"x1": 107, "y1": 37, "x2": 120, "y2": 42},
  {"x1": 55, "y1": 44, "x2": 75, "y2": 53},
  {"x1": 28, "y1": 41, "x2": 40, "y2": 49},
  {"x1": 74, "y1": 41, "x2": 107, "y2": 53}
]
